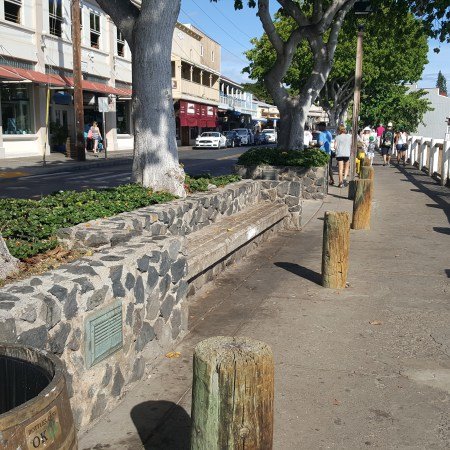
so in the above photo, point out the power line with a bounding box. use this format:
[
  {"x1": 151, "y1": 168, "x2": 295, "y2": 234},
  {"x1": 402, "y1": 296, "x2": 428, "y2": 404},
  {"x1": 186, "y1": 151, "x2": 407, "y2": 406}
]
[
  {"x1": 190, "y1": 0, "x2": 253, "y2": 46},
  {"x1": 180, "y1": 8, "x2": 249, "y2": 66},
  {"x1": 209, "y1": 0, "x2": 255, "y2": 41}
]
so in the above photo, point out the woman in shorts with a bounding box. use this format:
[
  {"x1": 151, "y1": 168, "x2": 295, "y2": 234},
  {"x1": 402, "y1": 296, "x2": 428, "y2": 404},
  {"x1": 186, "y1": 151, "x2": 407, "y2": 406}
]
[
  {"x1": 334, "y1": 125, "x2": 352, "y2": 188},
  {"x1": 395, "y1": 130, "x2": 408, "y2": 166}
]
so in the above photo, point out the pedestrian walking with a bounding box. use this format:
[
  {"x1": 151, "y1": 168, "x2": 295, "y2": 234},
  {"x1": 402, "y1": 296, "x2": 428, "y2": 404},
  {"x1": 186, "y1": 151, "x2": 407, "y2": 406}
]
[
  {"x1": 395, "y1": 129, "x2": 408, "y2": 166},
  {"x1": 89, "y1": 121, "x2": 102, "y2": 156},
  {"x1": 380, "y1": 122, "x2": 395, "y2": 166},
  {"x1": 376, "y1": 123, "x2": 385, "y2": 147},
  {"x1": 317, "y1": 122, "x2": 335, "y2": 186},
  {"x1": 334, "y1": 125, "x2": 352, "y2": 188},
  {"x1": 366, "y1": 136, "x2": 376, "y2": 166}
]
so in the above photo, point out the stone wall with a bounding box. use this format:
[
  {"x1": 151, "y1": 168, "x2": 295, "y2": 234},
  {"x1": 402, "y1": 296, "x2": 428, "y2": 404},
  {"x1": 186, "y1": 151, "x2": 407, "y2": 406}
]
[
  {"x1": 57, "y1": 180, "x2": 262, "y2": 251},
  {"x1": 0, "y1": 235, "x2": 187, "y2": 429},
  {"x1": 235, "y1": 164, "x2": 327, "y2": 200},
  {"x1": 0, "y1": 176, "x2": 325, "y2": 431}
]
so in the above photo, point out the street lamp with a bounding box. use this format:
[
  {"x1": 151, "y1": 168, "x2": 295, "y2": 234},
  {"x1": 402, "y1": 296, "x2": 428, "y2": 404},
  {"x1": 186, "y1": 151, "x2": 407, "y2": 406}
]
[{"x1": 349, "y1": 0, "x2": 373, "y2": 185}]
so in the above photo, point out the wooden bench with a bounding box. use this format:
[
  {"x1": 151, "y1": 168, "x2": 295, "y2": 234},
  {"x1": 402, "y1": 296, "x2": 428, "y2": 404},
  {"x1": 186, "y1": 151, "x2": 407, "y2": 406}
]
[{"x1": 186, "y1": 201, "x2": 288, "y2": 285}]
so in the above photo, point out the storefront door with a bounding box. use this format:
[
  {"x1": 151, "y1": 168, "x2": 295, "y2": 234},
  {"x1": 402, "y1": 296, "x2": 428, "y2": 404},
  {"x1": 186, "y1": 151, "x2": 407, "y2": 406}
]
[
  {"x1": 51, "y1": 104, "x2": 74, "y2": 142},
  {"x1": 181, "y1": 126, "x2": 190, "y2": 146}
]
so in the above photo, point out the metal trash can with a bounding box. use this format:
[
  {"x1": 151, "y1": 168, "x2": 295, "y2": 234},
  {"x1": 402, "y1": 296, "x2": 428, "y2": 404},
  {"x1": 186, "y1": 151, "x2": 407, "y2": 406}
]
[{"x1": 0, "y1": 344, "x2": 77, "y2": 449}]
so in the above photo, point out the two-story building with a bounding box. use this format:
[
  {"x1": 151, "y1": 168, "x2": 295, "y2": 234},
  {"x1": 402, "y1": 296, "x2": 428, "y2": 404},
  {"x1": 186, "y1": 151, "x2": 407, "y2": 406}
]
[{"x1": 171, "y1": 23, "x2": 221, "y2": 146}]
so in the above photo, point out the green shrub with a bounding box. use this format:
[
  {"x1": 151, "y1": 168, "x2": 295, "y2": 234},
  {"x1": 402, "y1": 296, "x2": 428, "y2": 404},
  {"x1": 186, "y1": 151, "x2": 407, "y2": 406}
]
[
  {"x1": 185, "y1": 174, "x2": 241, "y2": 193},
  {"x1": 237, "y1": 147, "x2": 329, "y2": 168}
]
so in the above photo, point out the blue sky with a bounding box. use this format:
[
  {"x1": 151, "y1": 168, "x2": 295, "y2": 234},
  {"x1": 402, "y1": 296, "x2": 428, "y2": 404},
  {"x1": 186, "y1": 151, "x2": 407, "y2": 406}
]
[{"x1": 179, "y1": 0, "x2": 450, "y2": 89}]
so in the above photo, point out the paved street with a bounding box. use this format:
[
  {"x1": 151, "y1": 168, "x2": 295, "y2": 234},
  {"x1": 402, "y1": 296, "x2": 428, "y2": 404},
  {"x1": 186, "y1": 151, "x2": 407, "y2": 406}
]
[
  {"x1": 0, "y1": 146, "x2": 248, "y2": 199},
  {"x1": 79, "y1": 159, "x2": 450, "y2": 449}
]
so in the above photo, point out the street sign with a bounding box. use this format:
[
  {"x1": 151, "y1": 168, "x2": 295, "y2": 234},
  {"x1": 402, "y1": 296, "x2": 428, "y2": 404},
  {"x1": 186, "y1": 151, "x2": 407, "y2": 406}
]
[{"x1": 98, "y1": 97, "x2": 109, "y2": 113}]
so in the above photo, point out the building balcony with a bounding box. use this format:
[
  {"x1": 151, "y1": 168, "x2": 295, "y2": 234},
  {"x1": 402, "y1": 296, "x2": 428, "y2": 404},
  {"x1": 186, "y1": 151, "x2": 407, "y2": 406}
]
[
  {"x1": 219, "y1": 94, "x2": 257, "y2": 114},
  {"x1": 173, "y1": 78, "x2": 219, "y2": 104}
]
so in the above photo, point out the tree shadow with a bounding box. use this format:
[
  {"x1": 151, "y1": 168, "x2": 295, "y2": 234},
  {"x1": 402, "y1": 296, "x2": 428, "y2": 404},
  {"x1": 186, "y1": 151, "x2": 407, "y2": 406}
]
[
  {"x1": 433, "y1": 227, "x2": 450, "y2": 235},
  {"x1": 274, "y1": 262, "x2": 322, "y2": 285},
  {"x1": 130, "y1": 400, "x2": 191, "y2": 450}
]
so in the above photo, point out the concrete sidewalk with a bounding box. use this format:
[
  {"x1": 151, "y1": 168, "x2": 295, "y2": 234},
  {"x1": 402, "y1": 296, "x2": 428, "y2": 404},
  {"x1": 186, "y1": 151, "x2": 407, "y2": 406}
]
[{"x1": 79, "y1": 160, "x2": 450, "y2": 449}]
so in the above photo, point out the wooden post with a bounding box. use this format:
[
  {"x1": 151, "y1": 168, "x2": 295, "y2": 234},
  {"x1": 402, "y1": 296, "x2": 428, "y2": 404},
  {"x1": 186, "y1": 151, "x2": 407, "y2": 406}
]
[
  {"x1": 191, "y1": 336, "x2": 274, "y2": 450},
  {"x1": 321, "y1": 211, "x2": 350, "y2": 289},
  {"x1": 348, "y1": 180, "x2": 357, "y2": 200},
  {"x1": 351, "y1": 179, "x2": 373, "y2": 230},
  {"x1": 363, "y1": 157, "x2": 371, "y2": 166},
  {"x1": 360, "y1": 166, "x2": 374, "y2": 180}
]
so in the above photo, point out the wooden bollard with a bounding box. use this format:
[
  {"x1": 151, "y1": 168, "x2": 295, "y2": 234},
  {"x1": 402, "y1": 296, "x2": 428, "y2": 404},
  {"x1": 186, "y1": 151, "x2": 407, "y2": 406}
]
[
  {"x1": 351, "y1": 179, "x2": 373, "y2": 230},
  {"x1": 191, "y1": 336, "x2": 274, "y2": 450},
  {"x1": 363, "y1": 157, "x2": 371, "y2": 166},
  {"x1": 360, "y1": 165, "x2": 374, "y2": 180},
  {"x1": 321, "y1": 211, "x2": 350, "y2": 289},
  {"x1": 347, "y1": 179, "x2": 357, "y2": 200}
]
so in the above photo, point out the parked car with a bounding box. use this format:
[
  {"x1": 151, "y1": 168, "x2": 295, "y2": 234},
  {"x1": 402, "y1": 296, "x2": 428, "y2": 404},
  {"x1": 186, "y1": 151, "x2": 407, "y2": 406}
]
[
  {"x1": 194, "y1": 132, "x2": 227, "y2": 149},
  {"x1": 233, "y1": 128, "x2": 254, "y2": 146},
  {"x1": 223, "y1": 130, "x2": 242, "y2": 148},
  {"x1": 261, "y1": 128, "x2": 277, "y2": 143},
  {"x1": 254, "y1": 132, "x2": 269, "y2": 145}
]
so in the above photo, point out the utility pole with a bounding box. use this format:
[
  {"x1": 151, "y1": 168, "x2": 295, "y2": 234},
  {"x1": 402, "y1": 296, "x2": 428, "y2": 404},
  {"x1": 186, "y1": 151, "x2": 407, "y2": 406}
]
[
  {"x1": 349, "y1": 25, "x2": 364, "y2": 181},
  {"x1": 71, "y1": 0, "x2": 85, "y2": 161}
]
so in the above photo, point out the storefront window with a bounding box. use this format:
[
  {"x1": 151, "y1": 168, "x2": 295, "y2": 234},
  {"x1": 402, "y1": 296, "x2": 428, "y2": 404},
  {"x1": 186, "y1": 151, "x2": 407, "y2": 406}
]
[
  {"x1": 1, "y1": 84, "x2": 33, "y2": 134},
  {"x1": 116, "y1": 101, "x2": 130, "y2": 134}
]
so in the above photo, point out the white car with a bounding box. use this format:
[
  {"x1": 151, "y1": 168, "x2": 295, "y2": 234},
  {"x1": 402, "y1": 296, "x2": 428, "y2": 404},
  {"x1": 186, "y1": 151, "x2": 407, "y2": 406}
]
[
  {"x1": 233, "y1": 128, "x2": 254, "y2": 145},
  {"x1": 194, "y1": 132, "x2": 227, "y2": 149},
  {"x1": 261, "y1": 128, "x2": 277, "y2": 143}
]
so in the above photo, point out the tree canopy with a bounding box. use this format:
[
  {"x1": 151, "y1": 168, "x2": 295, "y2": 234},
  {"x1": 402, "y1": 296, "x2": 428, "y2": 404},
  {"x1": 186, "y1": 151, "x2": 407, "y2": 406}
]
[
  {"x1": 244, "y1": 0, "x2": 429, "y2": 128},
  {"x1": 359, "y1": 85, "x2": 431, "y2": 132},
  {"x1": 436, "y1": 71, "x2": 448, "y2": 95}
]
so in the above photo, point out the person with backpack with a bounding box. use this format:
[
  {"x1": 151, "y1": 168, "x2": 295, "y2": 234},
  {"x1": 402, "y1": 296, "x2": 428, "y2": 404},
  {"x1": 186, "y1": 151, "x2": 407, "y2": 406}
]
[{"x1": 380, "y1": 122, "x2": 395, "y2": 166}]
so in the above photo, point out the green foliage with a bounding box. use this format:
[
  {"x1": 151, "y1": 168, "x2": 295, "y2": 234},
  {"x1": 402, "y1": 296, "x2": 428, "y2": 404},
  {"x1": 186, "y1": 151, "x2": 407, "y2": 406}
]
[
  {"x1": 360, "y1": 85, "x2": 432, "y2": 132},
  {"x1": 1, "y1": 185, "x2": 176, "y2": 259},
  {"x1": 185, "y1": 174, "x2": 241, "y2": 193},
  {"x1": 237, "y1": 147, "x2": 329, "y2": 168},
  {"x1": 436, "y1": 71, "x2": 448, "y2": 95}
]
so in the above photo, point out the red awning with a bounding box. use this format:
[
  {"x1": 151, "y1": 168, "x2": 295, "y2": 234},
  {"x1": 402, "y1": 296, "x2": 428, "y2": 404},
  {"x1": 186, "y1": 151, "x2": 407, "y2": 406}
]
[
  {"x1": 0, "y1": 65, "x2": 67, "y2": 86},
  {"x1": 0, "y1": 65, "x2": 132, "y2": 96}
]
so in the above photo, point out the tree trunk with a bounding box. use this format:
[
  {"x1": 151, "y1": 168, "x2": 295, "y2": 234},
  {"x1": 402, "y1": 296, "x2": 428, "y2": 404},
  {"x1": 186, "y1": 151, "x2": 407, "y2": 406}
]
[
  {"x1": 276, "y1": 105, "x2": 307, "y2": 150},
  {"x1": 130, "y1": 0, "x2": 185, "y2": 197},
  {"x1": 327, "y1": 107, "x2": 340, "y2": 129},
  {"x1": 0, "y1": 235, "x2": 19, "y2": 280}
]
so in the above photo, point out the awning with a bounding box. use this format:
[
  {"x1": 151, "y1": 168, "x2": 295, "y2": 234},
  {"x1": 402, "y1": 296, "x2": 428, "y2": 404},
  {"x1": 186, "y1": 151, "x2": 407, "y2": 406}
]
[{"x1": 0, "y1": 65, "x2": 132, "y2": 96}]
